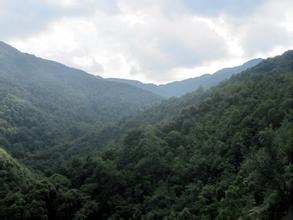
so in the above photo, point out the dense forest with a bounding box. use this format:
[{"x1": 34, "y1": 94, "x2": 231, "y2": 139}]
[
  {"x1": 0, "y1": 43, "x2": 292, "y2": 219},
  {"x1": 0, "y1": 41, "x2": 162, "y2": 159}
]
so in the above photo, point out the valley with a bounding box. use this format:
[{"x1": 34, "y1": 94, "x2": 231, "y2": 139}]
[{"x1": 0, "y1": 42, "x2": 292, "y2": 219}]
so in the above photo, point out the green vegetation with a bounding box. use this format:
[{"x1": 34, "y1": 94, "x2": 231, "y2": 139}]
[
  {"x1": 0, "y1": 43, "x2": 292, "y2": 219},
  {"x1": 0, "y1": 147, "x2": 89, "y2": 220},
  {"x1": 0, "y1": 42, "x2": 162, "y2": 159}
]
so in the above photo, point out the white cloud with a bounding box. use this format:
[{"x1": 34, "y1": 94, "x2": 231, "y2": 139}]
[
  {"x1": 9, "y1": 11, "x2": 230, "y2": 83},
  {"x1": 4, "y1": 0, "x2": 293, "y2": 83},
  {"x1": 220, "y1": 0, "x2": 293, "y2": 57},
  {"x1": 43, "y1": 0, "x2": 79, "y2": 7}
]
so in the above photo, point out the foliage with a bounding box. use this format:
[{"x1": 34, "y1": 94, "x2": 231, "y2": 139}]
[
  {"x1": 0, "y1": 46, "x2": 292, "y2": 219},
  {"x1": 0, "y1": 42, "x2": 162, "y2": 159}
]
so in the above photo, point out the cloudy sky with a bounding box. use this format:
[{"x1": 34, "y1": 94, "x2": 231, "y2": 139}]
[{"x1": 1, "y1": 0, "x2": 293, "y2": 84}]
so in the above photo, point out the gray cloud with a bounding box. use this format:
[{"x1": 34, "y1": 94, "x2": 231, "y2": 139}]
[
  {"x1": 179, "y1": 0, "x2": 266, "y2": 17},
  {"x1": 124, "y1": 17, "x2": 230, "y2": 81},
  {"x1": 240, "y1": 23, "x2": 293, "y2": 56},
  {"x1": 0, "y1": 0, "x2": 121, "y2": 39},
  {"x1": 0, "y1": 0, "x2": 62, "y2": 39},
  {"x1": 221, "y1": 0, "x2": 293, "y2": 57},
  {"x1": 3, "y1": 0, "x2": 293, "y2": 83}
]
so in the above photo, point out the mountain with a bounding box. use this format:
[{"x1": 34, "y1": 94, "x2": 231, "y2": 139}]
[
  {"x1": 65, "y1": 50, "x2": 286, "y2": 218},
  {"x1": 108, "y1": 58, "x2": 263, "y2": 97},
  {"x1": 58, "y1": 50, "x2": 291, "y2": 219},
  {"x1": 0, "y1": 41, "x2": 162, "y2": 158},
  {"x1": 25, "y1": 90, "x2": 207, "y2": 172},
  {"x1": 0, "y1": 147, "x2": 34, "y2": 193},
  {"x1": 39, "y1": 59, "x2": 262, "y2": 167},
  {"x1": 0, "y1": 147, "x2": 81, "y2": 220},
  {"x1": 1, "y1": 50, "x2": 291, "y2": 219}
]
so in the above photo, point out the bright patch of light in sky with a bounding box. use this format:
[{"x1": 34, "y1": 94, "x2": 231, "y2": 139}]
[{"x1": 2, "y1": 0, "x2": 293, "y2": 84}]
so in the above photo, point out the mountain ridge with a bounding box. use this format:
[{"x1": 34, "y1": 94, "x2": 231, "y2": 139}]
[
  {"x1": 1, "y1": 41, "x2": 262, "y2": 99},
  {"x1": 0, "y1": 41, "x2": 292, "y2": 219},
  {"x1": 107, "y1": 58, "x2": 263, "y2": 97},
  {"x1": 0, "y1": 41, "x2": 162, "y2": 158}
]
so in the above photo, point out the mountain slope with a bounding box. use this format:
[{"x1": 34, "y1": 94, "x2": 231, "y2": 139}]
[
  {"x1": 0, "y1": 147, "x2": 34, "y2": 193},
  {"x1": 23, "y1": 58, "x2": 270, "y2": 172},
  {"x1": 0, "y1": 42, "x2": 162, "y2": 157},
  {"x1": 52, "y1": 50, "x2": 292, "y2": 219},
  {"x1": 0, "y1": 148, "x2": 87, "y2": 220},
  {"x1": 0, "y1": 51, "x2": 292, "y2": 219},
  {"x1": 29, "y1": 59, "x2": 262, "y2": 170},
  {"x1": 108, "y1": 58, "x2": 262, "y2": 97}
]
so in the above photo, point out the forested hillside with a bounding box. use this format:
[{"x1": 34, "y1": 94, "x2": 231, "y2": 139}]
[
  {"x1": 1, "y1": 50, "x2": 292, "y2": 219},
  {"x1": 25, "y1": 89, "x2": 206, "y2": 172},
  {"x1": 0, "y1": 42, "x2": 162, "y2": 158},
  {"x1": 108, "y1": 58, "x2": 262, "y2": 97},
  {"x1": 29, "y1": 59, "x2": 262, "y2": 171}
]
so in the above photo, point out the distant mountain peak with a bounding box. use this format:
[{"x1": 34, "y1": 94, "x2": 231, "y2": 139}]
[
  {"x1": 0, "y1": 42, "x2": 163, "y2": 157},
  {"x1": 281, "y1": 50, "x2": 293, "y2": 58},
  {"x1": 0, "y1": 41, "x2": 18, "y2": 51},
  {"x1": 0, "y1": 41, "x2": 24, "y2": 59},
  {"x1": 243, "y1": 58, "x2": 263, "y2": 64},
  {"x1": 108, "y1": 58, "x2": 263, "y2": 98}
]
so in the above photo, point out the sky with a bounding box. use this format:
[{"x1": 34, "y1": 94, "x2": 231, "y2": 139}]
[{"x1": 1, "y1": 0, "x2": 293, "y2": 84}]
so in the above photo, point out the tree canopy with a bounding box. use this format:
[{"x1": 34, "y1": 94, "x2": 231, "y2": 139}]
[{"x1": 0, "y1": 46, "x2": 292, "y2": 219}]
